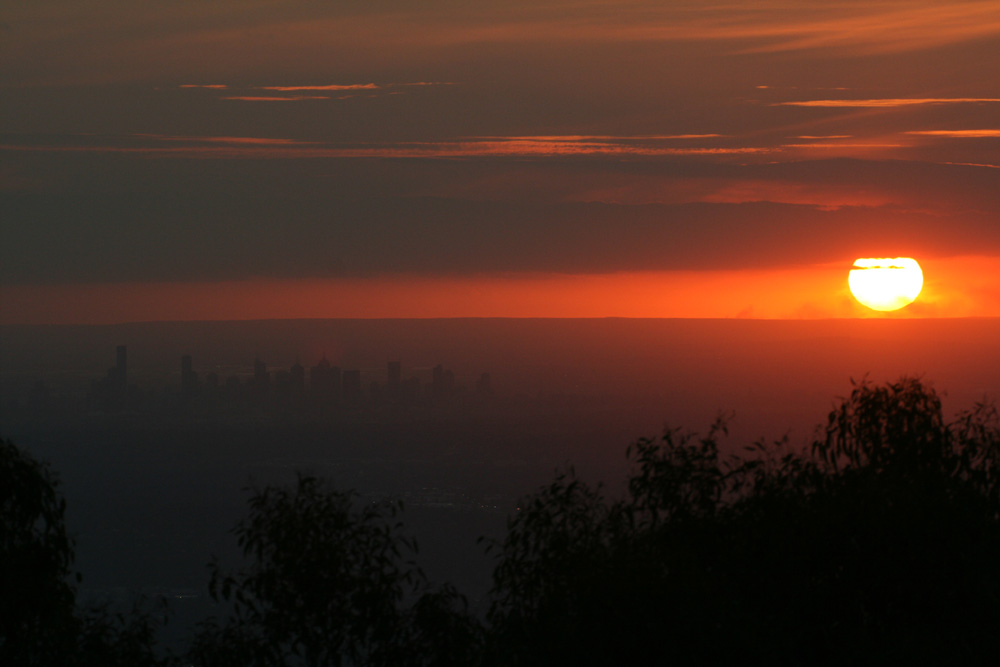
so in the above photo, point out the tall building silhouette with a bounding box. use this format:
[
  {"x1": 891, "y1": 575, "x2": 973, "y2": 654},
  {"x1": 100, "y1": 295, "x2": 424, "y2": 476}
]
[
  {"x1": 254, "y1": 358, "x2": 269, "y2": 386},
  {"x1": 432, "y1": 363, "x2": 455, "y2": 399},
  {"x1": 342, "y1": 370, "x2": 362, "y2": 403},
  {"x1": 476, "y1": 372, "x2": 493, "y2": 396},
  {"x1": 310, "y1": 357, "x2": 340, "y2": 398},
  {"x1": 290, "y1": 360, "x2": 305, "y2": 395},
  {"x1": 92, "y1": 344, "x2": 128, "y2": 411},
  {"x1": 387, "y1": 361, "x2": 401, "y2": 400},
  {"x1": 181, "y1": 354, "x2": 198, "y2": 397},
  {"x1": 116, "y1": 345, "x2": 127, "y2": 392}
]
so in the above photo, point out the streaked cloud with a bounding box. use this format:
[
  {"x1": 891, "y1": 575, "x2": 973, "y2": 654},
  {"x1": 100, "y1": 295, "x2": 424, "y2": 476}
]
[
  {"x1": 135, "y1": 134, "x2": 315, "y2": 146},
  {"x1": 782, "y1": 143, "x2": 904, "y2": 149},
  {"x1": 775, "y1": 98, "x2": 1000, "y2": 108},
  {"x1": 255, "y1": 83, "x2": 378, "y2": 91},
  {"x1": 470, "y1": 134, "x2": 727, "y2": 141},
  {"x1": 941, "y1": 162, "x2": 1000, "y2": 169},
  {"x1": 179, "y1": 84, "x2": 228, "y2": 89},
  {"x1": 907, "y1": 130, "x2": 1000, "y2": 138},
  {"x1": 0, "y1": 135, "x2": 771, "y2": 159},
  {"x1": 221, "y1": 96, "x2": 330, "y2": 102}
]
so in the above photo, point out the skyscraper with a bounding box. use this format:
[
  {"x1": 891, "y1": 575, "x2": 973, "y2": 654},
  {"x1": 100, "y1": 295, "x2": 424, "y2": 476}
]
[
  {"x1": 387, "y1": 361, "x2": 401, "y2": 399},
  {"x1": 342, "y1": 370, "x2": 362, "y2": 403},
  {"x1": 115, "y1": 345, "x2": 127, "y2": 394},
  {"x1": 181, "y1": 354, "x2": 198, "y2": 397}
]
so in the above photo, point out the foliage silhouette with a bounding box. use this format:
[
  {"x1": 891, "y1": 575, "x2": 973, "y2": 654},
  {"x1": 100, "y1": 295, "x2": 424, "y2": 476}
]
[
  {"x1": 1, "y1": 436, "x2": 78, "y2": 663},
  {"x1": 188, "y1": 475, "x2": 481, "y2": 667},
  {"x1": 485, "y1": 378, "x2": 1000, "y2": 665},
  {"x1": 0, "y1": 437, "x2": 170, "y2": 666},
  {"x1": 7, "y1": 377, "x2": 1000, "y2": 665}
]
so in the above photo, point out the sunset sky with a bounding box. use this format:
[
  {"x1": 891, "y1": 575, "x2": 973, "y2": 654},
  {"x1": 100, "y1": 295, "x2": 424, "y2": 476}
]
[{"x1": 3, "y1": 0, "x2": 1000, "y2": 323}]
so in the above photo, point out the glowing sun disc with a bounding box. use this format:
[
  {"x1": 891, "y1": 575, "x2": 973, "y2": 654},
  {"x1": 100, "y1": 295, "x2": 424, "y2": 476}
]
[{"x1": 848, "y1": 257, "x2": 923, "y2": 311}]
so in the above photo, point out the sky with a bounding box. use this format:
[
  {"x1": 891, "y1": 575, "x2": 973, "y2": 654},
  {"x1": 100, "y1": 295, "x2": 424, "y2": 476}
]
[{"x1": 2, "y1": 0, "x2": 1000, "y2": 323}]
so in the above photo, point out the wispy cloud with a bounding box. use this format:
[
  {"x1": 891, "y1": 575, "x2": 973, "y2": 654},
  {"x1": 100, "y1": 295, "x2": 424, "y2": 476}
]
[
  {"x1": 221, "y1": 96, "x2": 330, "y2": 102},
  {"x1": 177, "y1": 81, "x2": 454, "y2": 102},
  {"x1": 414, "y1": 1, "x2": 1000, "y2": 56},
  {"x1": 775, "y1": 98, "x2": 1000, "y2": 108},
  {"x1": 940, "y1": 161, "x2": 1000, "y2": 168},
  {"x1": 469, "y1": 134, "x2": 727, "y2": 141},
  {"x1": 0, "y1": 135, "x2": 771, "y2": 159},
  {"x1": 255, "y1": 83, "x2": 378, "y2": 91},
  {"x1": 907, "y1": 129, "x2": 1000, "y2": 137},
  {"x1": 393, "y1": 82, "x2": 457, "y2": 87},
  {"x1": 782, "y1": 143, "x2": 903, "y2": 149},
  {"x1": 135, "y1": 134, "x2": 314, "y2": 146}
]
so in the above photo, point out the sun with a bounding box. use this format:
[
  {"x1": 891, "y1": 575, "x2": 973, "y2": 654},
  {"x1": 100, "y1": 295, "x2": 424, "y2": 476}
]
[{"x1": 848, "y1": 258, "x2": 923, "y2": 311}]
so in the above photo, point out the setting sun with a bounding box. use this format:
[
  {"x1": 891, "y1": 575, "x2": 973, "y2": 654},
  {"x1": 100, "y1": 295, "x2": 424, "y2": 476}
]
[{"x1": 848, "y1": 258, "x2": 924, "y2": 312}]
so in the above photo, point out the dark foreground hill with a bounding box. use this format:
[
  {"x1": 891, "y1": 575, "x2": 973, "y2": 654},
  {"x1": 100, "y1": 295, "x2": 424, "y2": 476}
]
[{"x1": 4, "y1": 377, "x2": 1000, "y2": 665}]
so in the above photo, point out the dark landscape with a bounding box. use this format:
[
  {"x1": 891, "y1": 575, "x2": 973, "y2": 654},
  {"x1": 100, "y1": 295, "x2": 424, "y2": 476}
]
[{"x1": 3, "y1": 318, "x2": 1000, "y2": 662}]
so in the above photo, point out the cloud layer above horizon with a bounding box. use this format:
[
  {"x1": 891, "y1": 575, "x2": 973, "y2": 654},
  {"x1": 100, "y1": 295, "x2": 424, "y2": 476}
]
[{"x1": 2, "y1": 0, "x2": 1000, "y2": 319}]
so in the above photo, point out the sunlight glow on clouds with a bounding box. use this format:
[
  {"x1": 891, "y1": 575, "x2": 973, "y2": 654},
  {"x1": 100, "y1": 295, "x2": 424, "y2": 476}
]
[
  {"x1": 221, "y1": 96, "x2": 330, "y2": 102},
  {"x1": 255, "y1": 84, "x2": 379, "y2": 91},
  {"x1": 4, "y1": 0, "x2": 1000, "y2": 322},
  {"x1": 906, "y1": 130, "x2": 1000, "y2": 138},
  {"x1": 0, "y1": 136, "x2": 773, "y2": 159},
  {"x1": 775, "y1": 98, "x2": 1000, "y2": 108}
]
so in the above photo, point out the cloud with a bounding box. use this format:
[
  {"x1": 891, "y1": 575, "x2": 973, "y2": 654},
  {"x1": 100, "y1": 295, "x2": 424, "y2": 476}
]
[
  {"x1": 255, "y1": 83, "x2": 378, "y2": 91},
  {"x1": 0, "y1": 135, "x2": 771, "y2": 159},
  {"x1": 940, "y1": 162, "x2": 1000, "y2": 169},
  {"x1": 469, "y1": 134, "x2": 727, "y2": 141},
  {"x1": 774, "y1": 98, "x2": 1000, "y2": 108},
  {"x1": 390, "y1": 1, "x2": 1000, "y2": 56},
  {"x1": 392, "y1": 81, "x2": 457, "y2": 87},
  {"x1": 221, "y1": 96, "x2": 330, "y2": 101},
  {"x1": 178, "y1": 84, "x2": 228, "y2": 89},
  {"x1": 135, "y1": 134, "x2": 314, "y2": 146},
  {"x1": 907, "y1": 130, "x2": 1000, "y2": 137},
  {"x1": 724, "y1": 1, "x2": 1000, "y2": 55},
  {"x1": 782, "y1": 143, "x2": 903, "y2": 149}
]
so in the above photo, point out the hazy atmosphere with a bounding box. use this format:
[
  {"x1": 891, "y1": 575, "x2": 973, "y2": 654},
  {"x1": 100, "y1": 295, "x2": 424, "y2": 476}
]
[{"x1": 3, "y1": 2, "x2": 1000, "y2": 665}]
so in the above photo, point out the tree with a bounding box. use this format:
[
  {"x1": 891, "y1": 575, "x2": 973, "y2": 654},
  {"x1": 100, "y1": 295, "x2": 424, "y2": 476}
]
[
  {"x1": 485, "y1": 378, "x2": 1000, "y2": 664},
  {"x1": 0, "y1": 436, "x2": 79, "y2": 663},
  {"x1": 188, "y1": 475, "x2": 481, "y2": 667},
  {"x1": 1, "y1": 437, "x2": 170, "y2": 666}
]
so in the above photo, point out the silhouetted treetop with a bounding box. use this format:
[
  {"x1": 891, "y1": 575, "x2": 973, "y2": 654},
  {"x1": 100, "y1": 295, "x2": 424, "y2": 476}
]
[
  {"x1": 1, "y1": 437, "x2": 169, "y2": 666},
  {"x1": 189, "y1": 476, "x2": 481, "y2": 667},
  {"x1": 486, "y1": 378, "x2": 1000, "y2": 665}
]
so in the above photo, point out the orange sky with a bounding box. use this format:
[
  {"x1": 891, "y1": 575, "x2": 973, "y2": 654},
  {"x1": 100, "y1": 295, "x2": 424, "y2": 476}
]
[
  {"x1": 3, "y1": 256, "x2": 997, "y2": 324},
  {"x1": 2, "y1": 0, "x2": 1000, "y2": 323}
]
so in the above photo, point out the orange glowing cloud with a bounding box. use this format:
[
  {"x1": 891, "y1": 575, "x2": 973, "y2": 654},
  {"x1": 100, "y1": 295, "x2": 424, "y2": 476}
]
[
  {"x1": 906, "y1": 130, "x2": 1000, "y2": 137},
  {"x1": 135, "y1": 134, "x2": 314, "y2": 146},
  {"x1": 221, "y1": 96, "x2": 330, "y2": 102},
  {"x1": 775, "y1": 98, "x2": 1000, "y2": 108},
  {"x1": 0, "y1": 136, "x2": 772, "y2": 160},
  {"x1": 255, "y1": 83, "x2": 378, "y2": 91}
]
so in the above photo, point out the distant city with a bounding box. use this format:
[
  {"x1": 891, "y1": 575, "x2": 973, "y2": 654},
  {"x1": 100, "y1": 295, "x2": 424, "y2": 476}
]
[{"x1": 12, "y1": 345, "x2": 497, "y2": 422}]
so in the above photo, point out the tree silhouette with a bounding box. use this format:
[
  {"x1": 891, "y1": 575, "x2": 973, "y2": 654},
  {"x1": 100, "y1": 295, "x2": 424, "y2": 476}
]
[
  {"x1": 188, "y1": 475, "x2": 481, "y2": 667},
  {"x1": 485, "y1": 378, "x2": 1000, "y2": 665},
  {"x1": 7, "y1": 377, "x2": 1000, "y2": 665},
  {"x1": 1, "y1": 437, "x2": 169, "y2": 666},
  {"x1": 1, "y1": 436, "x2": 78, "y2": 663}
]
